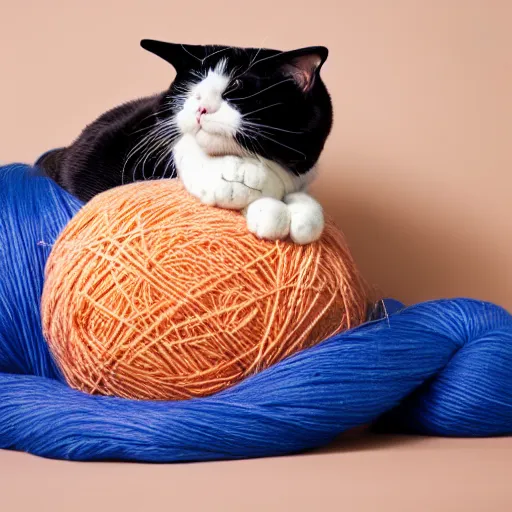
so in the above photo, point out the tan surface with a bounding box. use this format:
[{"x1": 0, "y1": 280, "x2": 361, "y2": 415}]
[
  {"x1": 1, "y1": 1, "x2": 511, "y2": 510},
  {"x1": 1, "y1": 434, "x2": 512, "y2": 511}
]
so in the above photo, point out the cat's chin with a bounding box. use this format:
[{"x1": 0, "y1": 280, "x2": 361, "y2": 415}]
[{"x1": 193, "y1": 129, "x2": 245, "y2": 157}]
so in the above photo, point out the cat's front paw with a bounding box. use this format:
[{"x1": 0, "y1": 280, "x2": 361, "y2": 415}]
[
  {"x1": 212, "y1": 157, "x2": 262, "y2": 209},
  {"x1": 214, "y1": 157, "x2": 285, "y2": 210},
  {"x1": 284, "y1": 193, "x2": 324, "y2": 244},
  {"x1": 245, "y1": 194, "x2": 324, "y2": 244},
  {"x1": 245, "y1": 198, "x2": 291, "y2": 241}
]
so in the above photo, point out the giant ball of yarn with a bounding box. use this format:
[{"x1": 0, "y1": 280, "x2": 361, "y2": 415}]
[{"x1": 42, "y1": 180, "x2": 369, "y2": 400}]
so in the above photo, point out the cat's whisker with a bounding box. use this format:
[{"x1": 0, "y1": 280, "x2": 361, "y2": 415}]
[
  {"x1": 130, "y1": 124, "x2": 159, "y2": 137},
  {"x1": 132, "y1": 144, "x2": 155, "y2": 181},
  {"x1": 242, "y1": 120, "x2": 304, "y2": 135},
  {"x1": 180, "y1": 44, "x2": 202, "y2": 63},
  {"x1": 143, "y1": 119, "x2": 181, "y2": 140},
  {"x1": 228, "y1": 65, "x2": 244, "y2": 82},
  {"x1": 161, "y1": 152, "x2": 176, "y2": 180},
  {"x1": 125, "y1": 118, "x2": 180, "y2": 182},
  {"x1": 123, "y1": 132, "x2": 159, "y2": 184},
  {"x1": 136, "y1": 130, "x2": 176, "y2": 175},
  {"x1": 202, "y1": 47, "x2": 230, "y2": 65},
  {"x1": 189, "y1": 70, "x2": 207, "y2": 81},
  {"x1": 241, "y1": 127, "x2": 307, "y2": 159},
  {"x1": 201, "y1": 118, "x2": 302, "y2": 158},
  {"x1": 153, "y1": 143, "x2": 175, "y2": 177},
  {"x1": 246, "y1": 47, "x2": 263, "y2": 71},
  {"x1": 139, "y1": 142, "x2": 166, "y2": 181},
  {"x1": 247, "y1": 50, "x2": 285, "y2": 70},
  {"x1": 130, "y1": 111, "x2": 177, "y2": 136},
  {"x1": 241, "y1": 103, "x2": 283, "y2": 118},
  {"x1": 257, "y1": 133, "x2": 307, "y2": 158},
  {"x1": 199, "y1": 119, "x2": 235, "y2": 130},
  {"x1": 172, "y1": 85, "x2": 195, "y2": 95},
  {"x1": 125, "y1": 127, "x2": 168, "y2": 167},
  {"x1": 146, "y1": 125, "x2": 181, "y2": 141},
  {"x1": 238, "y1": 131, "x2": 264, "y2": 157},
  {"x1": 230, "y1": 78, "x2": 294, "y2": 102},
  {"x1": 232, "y1": 40, "x2": 269, "y2": 81}
]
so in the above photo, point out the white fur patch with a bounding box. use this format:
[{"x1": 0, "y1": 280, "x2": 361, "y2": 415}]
[
  {"x1": 173, "y1": 134, "x2": 285, "y2": 209},
  {"x1": 172, "y1": 65, "x2": 324, "y2": 244},
  {"x1": 175, "y1": 67, "x2": 242, "y2": 156}
]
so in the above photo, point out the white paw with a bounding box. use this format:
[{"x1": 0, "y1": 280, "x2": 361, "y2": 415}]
[
  {"x1": 174, "y1": 135, "x2": 286, "y2": 211},
  {"x1": 284, "y1": 193, "x2": 325, "y2": 244},
  {"x1": 213, "y1": 157, "x2": 263, "y2": 209},
  {"x1": 245, "y1": 198, "x2": 291, "y2": 241},
  {"x1": 228, "y1": 160, "x2": 284, "y2": 199},
  {"x1": 215, "y1": 157, "x2": 284, "y2": 209}
]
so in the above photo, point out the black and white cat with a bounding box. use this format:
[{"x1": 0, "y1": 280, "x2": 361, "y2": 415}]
[{"x1": 37, "y1": 39, "x2": 333, "y2": 244}]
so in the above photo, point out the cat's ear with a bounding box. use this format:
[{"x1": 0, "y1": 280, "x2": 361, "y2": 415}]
[
  {"x1": 140, "y1": 39, "x2": 201, "y2": 71},
  {"x1": 275, "y1": 47, "x2": 328, "y2": 93}
]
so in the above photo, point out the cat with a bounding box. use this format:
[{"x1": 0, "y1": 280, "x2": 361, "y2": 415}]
[{"x1": 36, "y1": 39, "x2": 333, "y2": 244}]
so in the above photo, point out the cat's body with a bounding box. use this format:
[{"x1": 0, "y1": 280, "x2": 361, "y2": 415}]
[
  {"x1": 38, "y1": 94, "x2": 169, "y2": 199},
  {"x1": 37, "y1": 40, "x2": 333, "y2": 243}
]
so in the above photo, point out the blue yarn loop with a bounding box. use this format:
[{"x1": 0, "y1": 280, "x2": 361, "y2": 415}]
[{"x1": 0, "y1": 163, "x2": 511, "y2": 462}]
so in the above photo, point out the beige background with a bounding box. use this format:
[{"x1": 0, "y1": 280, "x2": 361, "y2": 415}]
[
  {"x1": 2, "y1": 0, "x2": 511, "y2": 310},
  {"x1": 1, "y1": 1, "x2": 511, "y2": 510}
]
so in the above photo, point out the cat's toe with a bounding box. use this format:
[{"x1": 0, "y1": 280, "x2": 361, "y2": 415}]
[
  {"x1": 287, "y1": 202, "x2": 324, "y2": 244},
  {"x1": 245, "y1": 198, "x2": 290, "y2": 241}
]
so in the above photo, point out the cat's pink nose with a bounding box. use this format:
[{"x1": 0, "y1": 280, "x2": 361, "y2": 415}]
[{"x1": 196, "y1": 107, "x2": 208, "y2": 124}]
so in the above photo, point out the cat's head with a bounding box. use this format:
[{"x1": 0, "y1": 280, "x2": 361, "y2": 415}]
[{"x1": 141, "y1": 40, "x2": 333, "y2": 175}]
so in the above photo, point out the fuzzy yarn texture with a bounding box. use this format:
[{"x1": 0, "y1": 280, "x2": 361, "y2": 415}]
[
  {"x1": 0, "y1": 162, "x2": 511, "y2": 463},
  {"x1": 41, "y1": 180, "x2": 369, "y2": 400}
]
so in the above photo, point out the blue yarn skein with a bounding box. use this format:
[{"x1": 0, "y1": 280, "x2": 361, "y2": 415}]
[{"x1": 0, "y1": 163, "x2": 511, "y2": 462}]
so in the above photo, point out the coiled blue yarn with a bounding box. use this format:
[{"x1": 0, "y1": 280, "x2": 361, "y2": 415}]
[{"x1": 0, "y1": 163, "x2": 511, "y2": 462}]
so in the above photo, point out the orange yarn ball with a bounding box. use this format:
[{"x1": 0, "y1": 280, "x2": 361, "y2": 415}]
[{"x1": 42, "y1": 180, "x2": 369, "y2": 401}]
